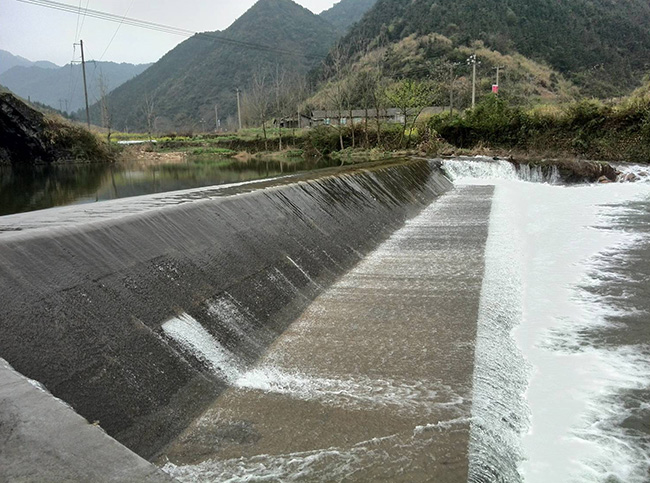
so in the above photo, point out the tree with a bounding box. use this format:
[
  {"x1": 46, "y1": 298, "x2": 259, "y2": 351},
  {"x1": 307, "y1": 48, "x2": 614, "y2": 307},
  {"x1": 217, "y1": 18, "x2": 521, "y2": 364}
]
[
  {"x1": 385, "y1": 79, "x2": 437, "y2": 147},
  {"x1": 356, "y1": 69, "x2": 384, "y2": 147},
  {"x1": 323, "y1": 43, "x2": 349, "y2": 151},
  {"x1": 98, "y1": 71, "x2": 112, "y2": 144},
  {"x1": 289, "y1": 74, "x2": 309, "y2": 139},
  {"x1": 272, "y1": 65, "x2": 295, "y2": 151},
  {"x1": 245, "y1": 70, "x2": 271, "y2": 150},
  {"x1": 141, "y1": 92, "x2": 156, "y2": 142}
]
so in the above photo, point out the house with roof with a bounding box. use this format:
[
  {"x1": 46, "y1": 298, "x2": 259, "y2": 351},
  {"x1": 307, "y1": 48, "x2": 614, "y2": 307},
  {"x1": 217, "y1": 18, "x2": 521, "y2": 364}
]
[{"x1": 310, "y1": 107, "x2": 445, "y2": 127}]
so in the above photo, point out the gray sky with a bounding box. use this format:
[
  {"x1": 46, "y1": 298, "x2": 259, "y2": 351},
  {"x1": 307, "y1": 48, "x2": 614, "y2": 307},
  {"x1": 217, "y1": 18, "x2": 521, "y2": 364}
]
[{"x1": 1, "y1": 0, "x2": 338, "y2": 66}]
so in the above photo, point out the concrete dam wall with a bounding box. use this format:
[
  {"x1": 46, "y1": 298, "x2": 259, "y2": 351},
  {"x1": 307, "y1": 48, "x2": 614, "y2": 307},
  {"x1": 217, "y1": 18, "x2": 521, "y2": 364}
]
[{"x1": 0, "y1": 159, "x2": 452, "y2": 460}]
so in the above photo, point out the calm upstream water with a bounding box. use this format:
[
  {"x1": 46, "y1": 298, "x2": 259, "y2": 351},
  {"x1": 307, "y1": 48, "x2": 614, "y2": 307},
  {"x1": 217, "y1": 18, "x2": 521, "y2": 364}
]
[{"x1": 0, "y1": 156, "x2": 340, "y2": 216}]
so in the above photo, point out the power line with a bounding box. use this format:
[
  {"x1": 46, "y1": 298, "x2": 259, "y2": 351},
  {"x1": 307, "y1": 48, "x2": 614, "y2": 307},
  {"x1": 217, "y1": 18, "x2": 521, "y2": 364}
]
[
  {"x1": 16, "y1": 0, "x2": 311, "y2": 58},
  {"x1": 67, "y1": 43, "x2": 80, "y2": 111},
  {"x1": 73, "y1": 0, "x2": 82, "y2": 41},
  {"x1": 77, "y1": 0, "x2": 90, "y2": 40},
  {"x1": 98, "y1": 0, "x2": 134, "y2": 61}
]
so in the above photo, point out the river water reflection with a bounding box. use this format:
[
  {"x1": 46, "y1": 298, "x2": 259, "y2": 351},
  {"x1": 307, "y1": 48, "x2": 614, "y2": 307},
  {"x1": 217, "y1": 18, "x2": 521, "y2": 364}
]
[{"x1": 0, "y1": 156, "x2": 341, "y2": 216}]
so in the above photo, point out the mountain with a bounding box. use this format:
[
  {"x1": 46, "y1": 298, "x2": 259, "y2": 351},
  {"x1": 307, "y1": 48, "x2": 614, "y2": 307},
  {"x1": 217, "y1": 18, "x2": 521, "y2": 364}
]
[
  {"x1": 97, "y1": 0, "x2": 340, "y2": 132},
  {"x1": 0, "y1": 62, "x2": 151, "y2": 113},
  {"x1": 319, "y1": 0, "x2": 378, "y2": 32},
  {"x1": 307, "y1": 32, "x2": 579, "y2": 114},
  {"x1": 0, "y1": 50, "x2": 59, "y2": 75},
  {"x1": 335, "y1": 0, "x2": 650, "y2": 97}
]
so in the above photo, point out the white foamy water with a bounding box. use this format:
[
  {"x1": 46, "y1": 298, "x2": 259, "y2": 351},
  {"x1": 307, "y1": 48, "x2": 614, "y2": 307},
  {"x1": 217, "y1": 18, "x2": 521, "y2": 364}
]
[
  {"x1": 162, "y1": 417, "x2": 471, "y2": 483},
  {"x1": 441, "y1": 158, "x2": 560, "y2": 184},
  {"x1": 615, "y1": 163, "x2": 650, "y2": 183},
  {"x1": 466, "y1": 169, "x2": 650, "y2": 482},
  {"x1": 162, "y1": 312, "x2": 462, "y2": 414},
  {"x1": 236, "y1": 367, "x2": 464, "y2": 414},
  {"x1": 468, "y1": 176, "x2": 529, "y2": 482},
  {"x1": 162, "y1": 313, "x2": 245, "y2": 383}
]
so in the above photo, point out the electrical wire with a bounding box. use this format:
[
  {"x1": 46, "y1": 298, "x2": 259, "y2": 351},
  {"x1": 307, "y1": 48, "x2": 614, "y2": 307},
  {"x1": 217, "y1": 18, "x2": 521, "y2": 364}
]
[
  {"x1": 98, "y1": 0, "x2": 134, "y2": 61},
  {"x1": 77, "y1": 0, "x2": 90, "y2": 40},
  {"x1": 66, "y1": 43, "x2": 79, "y2": 111},
  {"x1": 73, "y1": 0, "x2": 82, "y2": 41},
  {"x1": 16, "y1": 0, "x2": 311, "y2": 58}
]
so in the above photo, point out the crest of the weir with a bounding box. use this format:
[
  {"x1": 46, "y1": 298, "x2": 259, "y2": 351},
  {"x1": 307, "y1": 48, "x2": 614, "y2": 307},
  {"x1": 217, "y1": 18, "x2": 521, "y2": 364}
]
[{"x1": 0, "y1": 159, "x2": 452, "y2": 458}]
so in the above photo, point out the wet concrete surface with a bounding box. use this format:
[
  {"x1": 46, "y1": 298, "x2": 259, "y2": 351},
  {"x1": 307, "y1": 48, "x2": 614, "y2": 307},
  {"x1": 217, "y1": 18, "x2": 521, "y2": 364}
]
[
  {"x1": 0, "y1": 358, "x2": 173, "y2": 483},
  {"x1": 0, "y1": 160, "x2": 451, "y2": 459},
  {"x1": 161, "y1": 186, "x2": 493, "y2": 482}
]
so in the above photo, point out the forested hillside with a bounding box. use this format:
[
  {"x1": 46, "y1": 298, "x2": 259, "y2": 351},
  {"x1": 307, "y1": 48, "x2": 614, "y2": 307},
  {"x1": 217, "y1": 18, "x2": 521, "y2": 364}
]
[
  {"x1": 96, "y1": 0, "x2": 339, "y2": 132},
  {"x1": 307, "y1": 33, "x2": 578, "y2": 114},
  {"x1": 319, "y1": 0, "x2": 378, "y2": 32},
  {"x1": 336, "y1": 0, "x2": 650, "y2": 96}
]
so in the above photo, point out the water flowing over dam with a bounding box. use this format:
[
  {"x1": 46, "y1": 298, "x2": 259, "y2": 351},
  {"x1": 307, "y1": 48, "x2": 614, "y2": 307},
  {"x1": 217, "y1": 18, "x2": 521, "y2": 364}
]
[{"x1": 0, "y1": 158, "x2": 648, "y2": 482}]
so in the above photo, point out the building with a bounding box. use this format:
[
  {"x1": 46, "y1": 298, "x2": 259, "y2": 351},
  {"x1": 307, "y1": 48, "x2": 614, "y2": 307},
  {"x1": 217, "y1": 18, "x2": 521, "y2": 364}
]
[
  {"x1": 310, "y1": 107, "x2": 445, "y2": 127},
  {"x1": 274, "y1": 114, "x2": 312, "y2": 129}
]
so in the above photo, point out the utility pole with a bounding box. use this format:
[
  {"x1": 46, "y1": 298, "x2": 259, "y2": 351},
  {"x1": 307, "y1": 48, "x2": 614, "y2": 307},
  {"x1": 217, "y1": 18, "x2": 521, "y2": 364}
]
[
  {"x1": 467, "y1": 54, "x2": 480, "y2": 109},
  {"x1": 215, "y1": 104, "x2": 219, "y2": 131},
  {"x1": 494, "y1": 66, "x2": 505, "y2": 94},
  {"x1": 449, "y1": 62, "x2": 461, "y2": 115},
  {"x1": 79, "y1": 40, "x2": 91, "y2": 128},
  {"x1": 236, "y1": 88, "x2": 242, "y2": 131}
]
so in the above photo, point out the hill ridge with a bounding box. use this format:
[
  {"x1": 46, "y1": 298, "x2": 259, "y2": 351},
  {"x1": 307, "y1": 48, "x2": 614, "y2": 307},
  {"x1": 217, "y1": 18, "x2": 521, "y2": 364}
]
[{"x1": 95, "y1": 0, "x2": 340, "y2": 131}]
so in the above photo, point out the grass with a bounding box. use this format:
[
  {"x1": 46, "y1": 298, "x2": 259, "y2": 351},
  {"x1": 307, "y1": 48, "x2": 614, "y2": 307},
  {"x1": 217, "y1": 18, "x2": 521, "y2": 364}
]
[{"x1": 188, "y1": 147, "x2": 237, "y2": 156}]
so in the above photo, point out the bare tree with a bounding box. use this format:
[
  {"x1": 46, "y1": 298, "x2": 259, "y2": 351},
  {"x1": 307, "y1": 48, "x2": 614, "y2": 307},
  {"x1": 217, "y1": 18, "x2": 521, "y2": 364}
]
[
  {"x1": 323, "y1": 43, "x2": 349, "y2": 151},
  {"x1": 355, "y1": 70, "x2": 378, "y2": 148},
  {"x1": 370, "y1": 72, "x2": 387, "y2": 147},
  {"x1": 273, "y1": 65, "x2": 288, "y2": 151},
  {"x1": 245, "y1": 69, "x2": 271, "y2": 150},
  {"x1": 98, "y1": 71, "x2": 112, "y2": 144},
  {"x1": 141, "y1": 92, "x2": 156, "y2": 142},
  {"x1": 289, "y1": 74, "x2": 309, "y2": 139},
  {"x1": 343, "y1": 74, "x2": 357, "y2": 148}
]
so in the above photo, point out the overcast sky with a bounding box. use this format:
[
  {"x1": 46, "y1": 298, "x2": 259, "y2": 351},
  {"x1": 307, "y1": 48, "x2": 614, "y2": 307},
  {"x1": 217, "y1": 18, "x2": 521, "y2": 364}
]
[{"x1": 1, "y1": 0, "x2": 338, "y2": 66}]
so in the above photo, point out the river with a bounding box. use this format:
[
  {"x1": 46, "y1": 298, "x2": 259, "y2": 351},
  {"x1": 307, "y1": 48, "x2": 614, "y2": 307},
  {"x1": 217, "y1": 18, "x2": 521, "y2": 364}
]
[
  {"x1": 1, "y1": 157, "x2": 647, "y2": 481},
  {"x1": 158, "y1": 159, "x2": 649, "y2": 482},
  {"x1": 0, "y1": 155, "x2": 340, "y2": 216}
]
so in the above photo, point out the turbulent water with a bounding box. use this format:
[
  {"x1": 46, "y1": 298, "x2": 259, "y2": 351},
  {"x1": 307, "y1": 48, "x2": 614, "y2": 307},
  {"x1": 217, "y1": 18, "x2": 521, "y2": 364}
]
[
  {"x1": 441, "y1": 157, "x2": 561, "y2": 184},
  {"x1": 447, "y1": 160, "x2": 650, "y2": 482},
  {"x1": 156, "y1": 158, "x2": 650, "y2": 482},
  {"x1": 160, "y1": 182, "x2": 492, "y2": 481}
]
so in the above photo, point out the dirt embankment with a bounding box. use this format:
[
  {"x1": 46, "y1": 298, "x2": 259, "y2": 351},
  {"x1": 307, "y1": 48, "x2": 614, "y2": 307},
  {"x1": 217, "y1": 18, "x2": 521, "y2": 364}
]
[{"x1": 0, "y1": 92, "x2": 113, "y2": 165}]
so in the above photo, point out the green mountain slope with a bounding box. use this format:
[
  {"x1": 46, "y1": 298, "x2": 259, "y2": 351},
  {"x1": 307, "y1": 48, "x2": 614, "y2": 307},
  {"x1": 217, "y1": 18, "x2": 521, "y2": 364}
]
[
  {"x1": 319, "y1": 0, "x2": 378, "y2": 32},
  {"x1": 337, "y1": 0, "x2": 650, "y2": 96},
  {"x1": 0, "y1": 62, "x2": 151, "y2": 113},
  {"x1": 98, "y1": 0, "x2": 339, "y2": 131}
]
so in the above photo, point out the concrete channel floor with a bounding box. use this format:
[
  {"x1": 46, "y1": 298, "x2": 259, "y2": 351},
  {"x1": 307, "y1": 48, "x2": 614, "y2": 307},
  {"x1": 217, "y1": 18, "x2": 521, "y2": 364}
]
[
  {"x1": 161, "y1": 185, "x2": 494, "y2": 482},
  {"x1": 0, "y1": 358, "x2": 174, "y2": 483}
]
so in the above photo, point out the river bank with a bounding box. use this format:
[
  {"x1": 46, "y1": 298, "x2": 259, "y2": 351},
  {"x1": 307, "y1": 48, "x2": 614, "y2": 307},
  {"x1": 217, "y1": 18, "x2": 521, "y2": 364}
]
[
  {"x1": 0, "y1": 93, "x2": 114, "y2": 166},
  {"x1": 127, "y1": 141, "x2": 628, "y2": 185}
]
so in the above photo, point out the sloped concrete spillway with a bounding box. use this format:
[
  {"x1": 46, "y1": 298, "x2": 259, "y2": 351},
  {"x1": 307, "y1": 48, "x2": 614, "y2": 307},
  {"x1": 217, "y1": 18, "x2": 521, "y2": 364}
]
[{"x1": 0, "y1": 159, "x2": 490, "y2": 479}]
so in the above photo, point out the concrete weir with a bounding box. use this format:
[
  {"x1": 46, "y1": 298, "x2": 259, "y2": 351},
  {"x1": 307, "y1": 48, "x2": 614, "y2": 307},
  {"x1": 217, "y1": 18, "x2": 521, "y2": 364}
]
[
  {"x1": 0, "y1": 159, "x2": 491, "y2": 479},
  {"x1": 162, "y1": 184, "x2": 492, "y2": 482}
]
